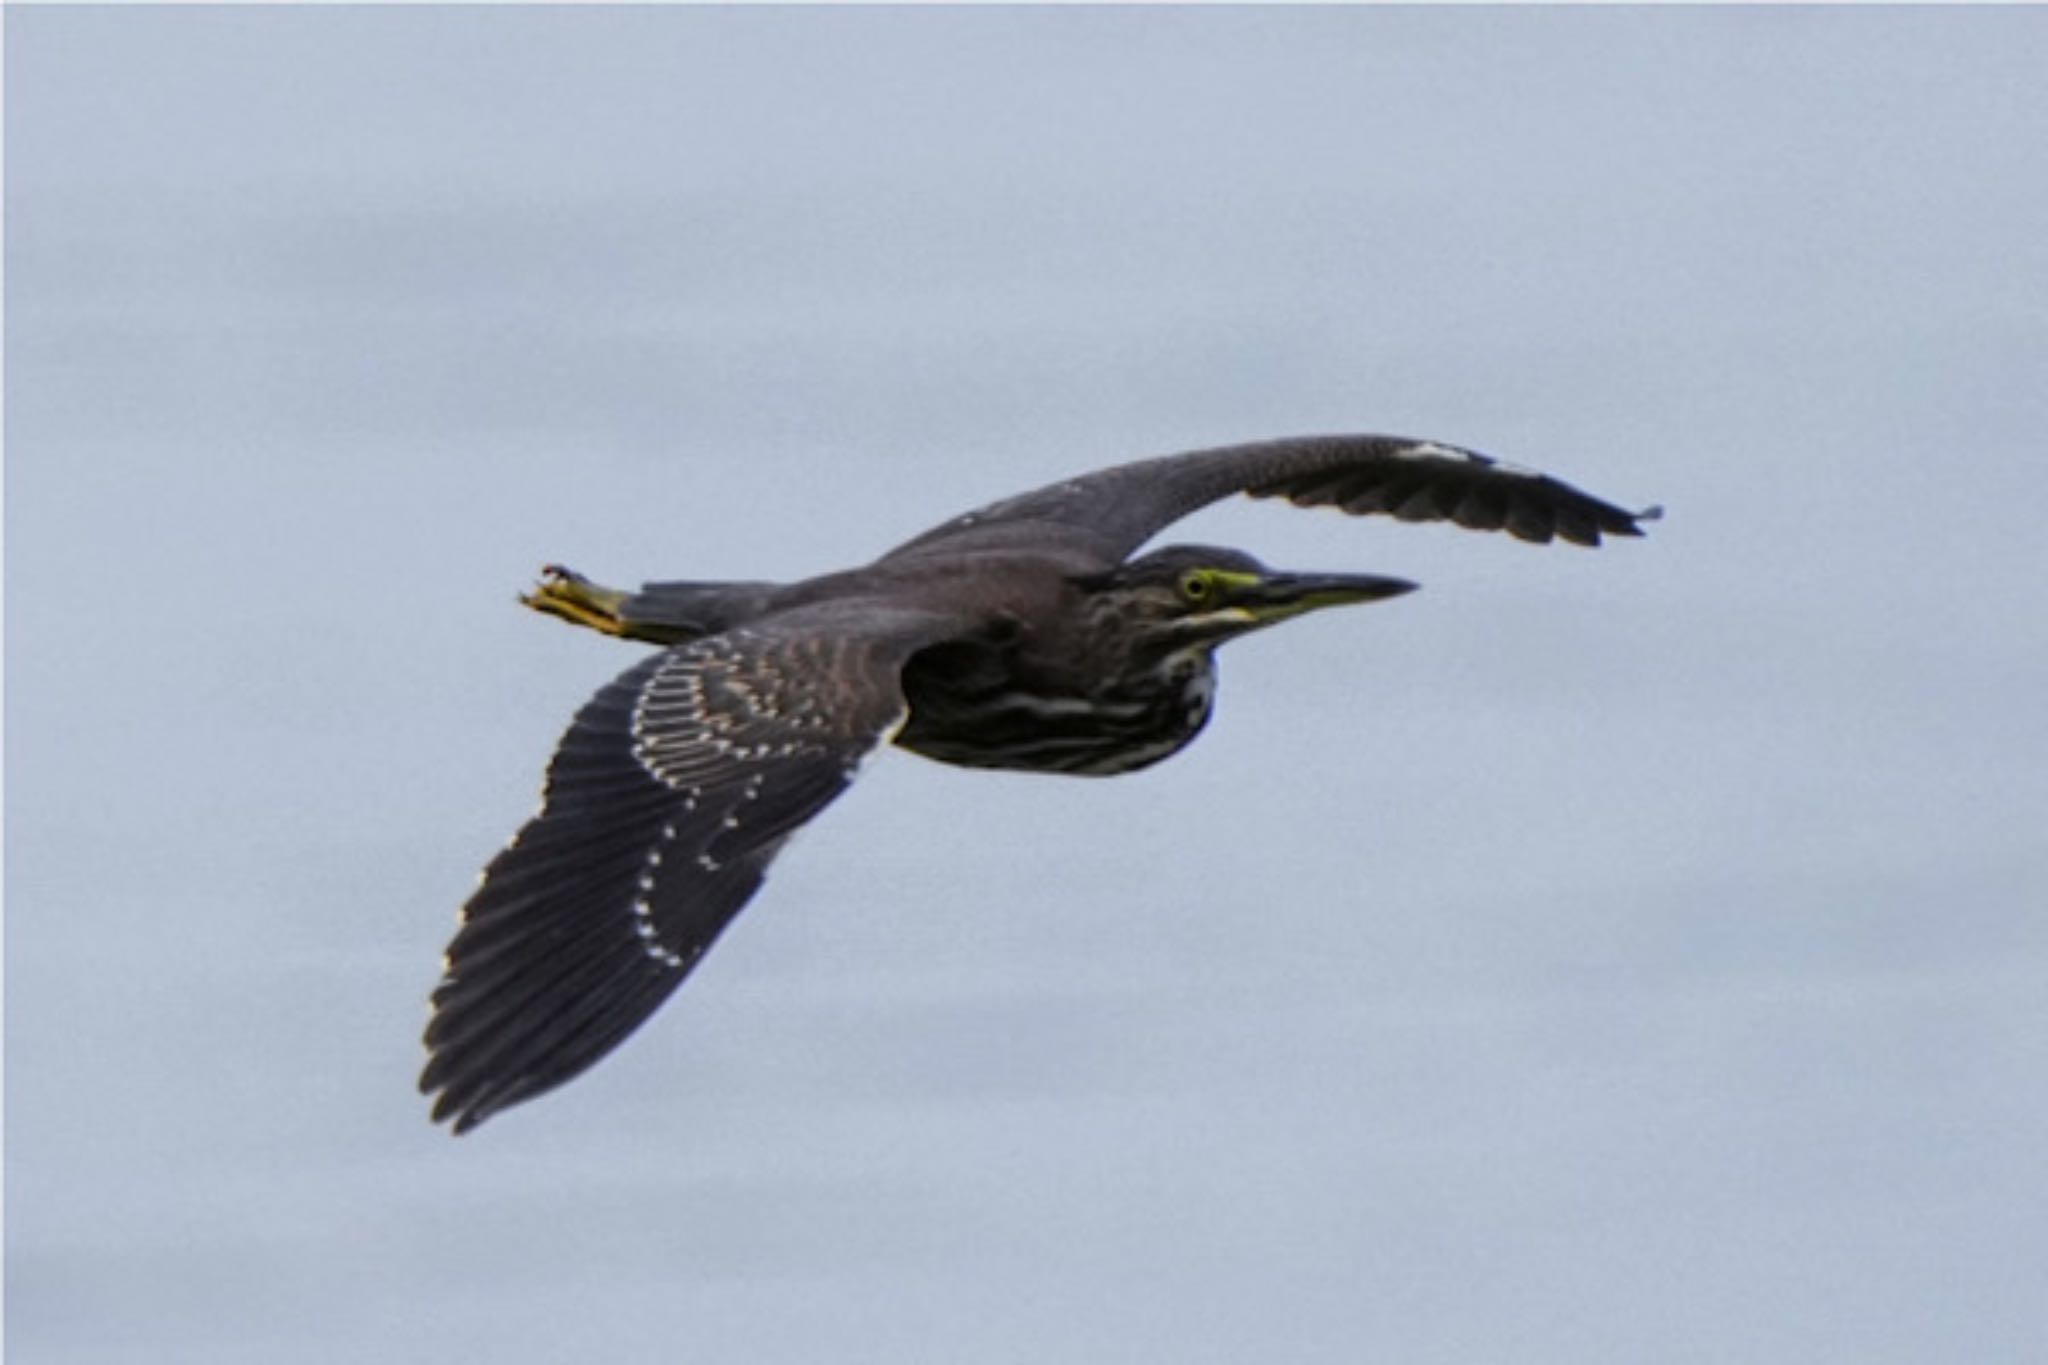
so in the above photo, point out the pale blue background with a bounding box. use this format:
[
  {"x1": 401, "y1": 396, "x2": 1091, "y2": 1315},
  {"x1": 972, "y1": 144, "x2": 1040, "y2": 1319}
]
[{"x1": 8, "y1": 7, "x2": 2046, "y2": 1362}]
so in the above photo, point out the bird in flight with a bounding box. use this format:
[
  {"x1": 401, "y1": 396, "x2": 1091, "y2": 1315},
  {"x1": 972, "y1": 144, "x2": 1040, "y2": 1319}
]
[{"x1": 422, "y1": 434, "x2": 1657, "y2": 1131}]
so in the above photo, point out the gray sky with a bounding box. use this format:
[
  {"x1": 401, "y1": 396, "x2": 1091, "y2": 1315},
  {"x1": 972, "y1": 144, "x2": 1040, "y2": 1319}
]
[{"x1": 7, "y1": 7, "x2": 2045, "y2": 1362}]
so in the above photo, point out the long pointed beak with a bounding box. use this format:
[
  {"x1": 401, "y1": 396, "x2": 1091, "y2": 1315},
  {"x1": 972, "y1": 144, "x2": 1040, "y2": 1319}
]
[{"x1": 1238, "y1": 570, "x2": 1418, "y2": 618}]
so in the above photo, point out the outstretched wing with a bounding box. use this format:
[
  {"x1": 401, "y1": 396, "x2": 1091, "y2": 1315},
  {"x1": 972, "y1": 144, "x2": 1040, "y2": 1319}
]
[
  {"x1": 885, "y1": 434, "x2": 1661, "y2": 564},
  {"x1": 422, "y1": 604, "x2": 963, "y2": 1132}
]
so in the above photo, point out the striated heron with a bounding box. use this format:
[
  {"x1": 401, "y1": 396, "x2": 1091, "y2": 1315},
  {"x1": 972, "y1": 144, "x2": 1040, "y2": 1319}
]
[{"x1": 423, "y1": 434, "x2": 1658, "y2": 1131}]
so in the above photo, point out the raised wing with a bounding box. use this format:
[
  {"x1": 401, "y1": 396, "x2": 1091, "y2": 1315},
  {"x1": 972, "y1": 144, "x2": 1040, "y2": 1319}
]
[
  {"x1": 422, "y1": 604, "x2": 962, "y2": 1132},
  {"x1": 884, "y1": 434, "x2": 1660, "y2": 565}
]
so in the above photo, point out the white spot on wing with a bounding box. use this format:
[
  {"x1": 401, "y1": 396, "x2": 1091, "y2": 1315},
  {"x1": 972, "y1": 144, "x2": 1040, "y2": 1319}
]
[{"x1": 1402, "y1": 439, "x2": 1545, "y2": 480}]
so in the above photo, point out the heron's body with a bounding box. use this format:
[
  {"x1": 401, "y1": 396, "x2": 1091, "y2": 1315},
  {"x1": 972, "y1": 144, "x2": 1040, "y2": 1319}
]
[
  {"x1": 894, "y1": 572, "x2": 1220, "y2": 777},
  {"x1": 424, "y1": 434, "x2": 1657, "y2": 1131}
]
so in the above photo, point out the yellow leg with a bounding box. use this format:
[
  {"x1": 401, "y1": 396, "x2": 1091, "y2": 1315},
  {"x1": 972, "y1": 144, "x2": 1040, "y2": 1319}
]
[{"x1": 521, "y1": 565, "x2": 633, "y2": 638}]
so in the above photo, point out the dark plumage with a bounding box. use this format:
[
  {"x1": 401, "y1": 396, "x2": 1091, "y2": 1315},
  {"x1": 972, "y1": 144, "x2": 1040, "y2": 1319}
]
[{"x1": 425, "y1": 434, "x2": 1658, "y2": 1131}]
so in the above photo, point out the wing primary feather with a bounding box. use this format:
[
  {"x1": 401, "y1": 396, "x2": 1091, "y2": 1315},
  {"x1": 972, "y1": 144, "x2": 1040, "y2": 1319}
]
[
  {"x1": 1394, "y1": 483, "x2": 1451, "y2": 522},
  {"x1": 1505, "y1": 501, "x2": 1558, "y2": 544},
  {"x1": 1450, "y1": 486, "x2": 1510, "y2": 531},
  {"x1": 1553, "y1": 505, "x2": 1602, "y2": 547},
  {"x1": 464, "y1": 949, "x2": 679, "y2": 1096},
  {"x1": 423, "y1": 941, "x2": 653, "y2": 1106}
]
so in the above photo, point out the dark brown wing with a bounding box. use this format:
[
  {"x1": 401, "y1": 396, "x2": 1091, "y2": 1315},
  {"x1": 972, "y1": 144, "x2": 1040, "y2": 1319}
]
[
  {"x1": 421, "y1": 603, "x2": 965, "y2": 1132},
  {"x1": 884, "y1": 434, "x2": 1661, "y2": 564}
]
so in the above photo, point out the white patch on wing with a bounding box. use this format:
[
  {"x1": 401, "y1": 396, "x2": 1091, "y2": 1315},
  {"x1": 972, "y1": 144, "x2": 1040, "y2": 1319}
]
[
  {"x1": 1402, "y1": 439, "x2": 1546, "y2": 481},
  {"x1": 1398, "y1": 440, "x2": 1480, "y2": 464}
]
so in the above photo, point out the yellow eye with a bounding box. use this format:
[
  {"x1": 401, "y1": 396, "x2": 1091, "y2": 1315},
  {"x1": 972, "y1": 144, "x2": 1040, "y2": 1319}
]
[{"x1": 1179, "y1": 571, "x2": 1211, "y2": 603}]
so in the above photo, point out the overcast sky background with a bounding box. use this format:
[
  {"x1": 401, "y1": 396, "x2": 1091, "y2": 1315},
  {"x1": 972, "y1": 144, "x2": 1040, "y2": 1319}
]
[{"x1": 7, "y1": 7, "x2": 2046, "y2": 1362}]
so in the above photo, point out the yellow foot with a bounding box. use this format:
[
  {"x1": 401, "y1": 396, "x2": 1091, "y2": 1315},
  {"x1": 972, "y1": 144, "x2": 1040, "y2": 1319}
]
[{"x1": 521, "y1": 564, "x2": 632, "y2": 638}]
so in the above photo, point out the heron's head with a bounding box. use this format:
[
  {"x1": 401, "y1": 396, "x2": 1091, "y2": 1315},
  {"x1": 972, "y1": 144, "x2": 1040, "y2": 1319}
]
[{"x1": 1084, "y1": 544, "x2": 1416, "y2": 656}]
